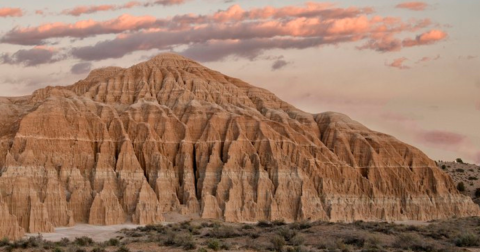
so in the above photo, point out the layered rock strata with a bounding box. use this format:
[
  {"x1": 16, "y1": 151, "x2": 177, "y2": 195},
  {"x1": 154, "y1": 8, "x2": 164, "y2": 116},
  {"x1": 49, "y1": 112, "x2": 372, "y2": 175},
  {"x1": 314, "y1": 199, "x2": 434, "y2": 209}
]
[{"x1": 0, "y1": 53, "x2": 478, "y2": 239}]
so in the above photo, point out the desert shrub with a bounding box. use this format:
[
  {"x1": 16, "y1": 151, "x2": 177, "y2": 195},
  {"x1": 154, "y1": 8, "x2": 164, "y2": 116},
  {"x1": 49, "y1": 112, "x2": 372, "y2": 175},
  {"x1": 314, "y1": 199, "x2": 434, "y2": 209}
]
[
  {"x1": 107, "y1": 238, "x2": 120, "y2": 246},
  {"x1": 457, "y1": 158, "x2": 464, "y2": 164},
  {"x1": 441, "y1": 164, "x2": 447, "y2": 170},
  {"x1": 454, "y1": 232, "x2": 479, "y2": 247},
  {"x1": 52, "y1": 247, "x2": 64, "y2": 252},
  {"x1": 290, "y1": 221, "x2": 312, "y2": 230},
  {"x1": 393, "y1": 233, "x2": 436, "y2": 251},
  {"x1": 13, "y1": 235, "x2": 44, "y2": 249},
  {"x1": 457, "y1": 182, "x2": 466, "y2": 192},
  {"x1": 456, "y1": 169, "x2": 465, "y2": 173},
  {"x1": 272, "y1": 219, "x2": 287, "y2": 226},
  {"x1": 91, "y1": 247, "x2": 106, "y2": 252},
  {"x1": 342, "y1": 235, "x2": 365, "y2": 247},
  {"x1": 249, "y1": 231, "x2": 260, "y2": 239},
  {"x1": 277, "y1": 227, "x2": 298, "y2": 242},
  {"x1": 165, "y1": 233, "x2": 196, "y2": 250},
  {"x1": 182, "y1": 240, "x2": 196, "y2": 250},
  {"x1": 74, "y1": 236, "x2": 94, "y2": 247},
  {"x1": 141, "y1": 224, "x2": 165, "y2": 233},
  {"x1": 220, "y1": 242, "x2": 231, "y2": 250},
  {"x1": 209, "y1": 225, "x2": 239, "y2": 238},
  {"x1": 180, "y1": 221, "x2": 192, "y2": 230},
  {"x1": 271, "y1": 235, "x2": 286, "y2": 251},
  {"x1": 207, "y1": 239, "x2": 221, "y2": 251},
  {"x1": 57, "y1": 238, "x2": 70, "y2": 247},
  {"x1": 74, "y1": 249, "x2": 87, "y2": 252},
  {"x1": 163, "y1": 232, "x2": 176, "y2": 246},
  {"x1": 197, "y1": 248, "x2": 208, "y2": 252},
  {"x1": 242, "y1": 224, "x2": 254, "y2": 230},
  {"x1": 475, "y1": 188, "x2": 480, "y2": 198},
  {"x1": 257, "y1": 220, "x2": 273, "y2": 227},
  {"x1": 116, "y1": 246, "x2": 130, "y2": 252},
  {"x1": 0, "y1": 238, "x2": 9, "y2": 247},
  {"x1": 469, "y1": 176, "x2": 478, "y2": 180},
  {"x1": 363, "y1": 236, "x2": 382, "y2": 250},
  {"x1": 290, "y1": 234, "x2": 305, "y2": 246}
]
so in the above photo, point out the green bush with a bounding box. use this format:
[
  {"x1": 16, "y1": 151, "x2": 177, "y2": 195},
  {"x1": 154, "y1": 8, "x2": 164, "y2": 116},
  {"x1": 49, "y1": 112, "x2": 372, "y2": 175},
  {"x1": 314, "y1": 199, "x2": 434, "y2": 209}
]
[
  {"x1": 116, "y1": 246, "x2": 130, "y2": 252},
  {"x1": 457, "y1": 182, "x2": 466, "y2": 192},
  {"x1": 277, "y1": 227, "x2": 298, "y2": 242},
  {"x1": 207, "y1": 239, "x2": 221, "y2": 251},
  {"x1": 0, "y1": 238, "x2": 9, "y2": 247},
  {"x1": 441, "y1": 164, "x2": 447, "y2": 170},
  {"x1": 107, "y1": 238, "x2": 120, "y2": 246},
  {"x1": 475, "y1": 188, "x2": 480, "y2": 198},
  {"x1": 272, "y1": 219, "x2": 287, "y2": 226},
  {"x1": 457, "y1": 158, "x2": 464, "y2": 164},
  {"x1": 454, "y1": 232, "x2": 479, "y2": 247},
  {"x1": 257, "y1": 220, "x2": 273, "y2": 227},
  {"x1": 290, "y1": 221, "x2": 312, "y2": 230},
  {"x1": 290, "y1": 234, "x2": 305, "y2": 246},
  {"x1": 74, "y1": 236, "x2": 94, "y2": 247},
  {"x1": 271, "y1": 235, "x2": 286, "y2": 251}
]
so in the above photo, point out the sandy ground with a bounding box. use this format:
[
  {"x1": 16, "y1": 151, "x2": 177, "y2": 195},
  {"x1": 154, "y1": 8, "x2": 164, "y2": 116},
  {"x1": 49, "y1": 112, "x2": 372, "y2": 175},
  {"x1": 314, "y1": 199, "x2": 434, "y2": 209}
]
[
  {"x1": 24, "y1": 212, "x2": 202, "y2": 242},
  {"x1": 25, "y1": 224, "x2": 140, "y2": 242}
]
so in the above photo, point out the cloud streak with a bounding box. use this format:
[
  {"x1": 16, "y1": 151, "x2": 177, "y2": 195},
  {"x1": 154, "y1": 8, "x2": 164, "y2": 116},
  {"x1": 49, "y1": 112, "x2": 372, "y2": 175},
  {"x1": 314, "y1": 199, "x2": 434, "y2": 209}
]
[
  {"x1": 396, "y1": 2, "x2": 428, "y2": 11},
  {"x1": 61, "y1": 0, "x2": 189, "y2": 16},
  {"x1": 386, "y1": 57, "x2": 410, "y2": 69},
  {"x1": 0, "y1": 3, "x2": 449, "y2": 64},
  {"x1": 1, "y1": 46, "x2": 64, "y2": 66},
  {"x1": 0, "y1": 8, "x2": 23, "y2": 17}
]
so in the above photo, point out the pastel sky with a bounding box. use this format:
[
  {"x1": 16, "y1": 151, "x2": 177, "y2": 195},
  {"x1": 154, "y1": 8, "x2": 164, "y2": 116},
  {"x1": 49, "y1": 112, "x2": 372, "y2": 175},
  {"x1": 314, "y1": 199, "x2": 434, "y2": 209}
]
[{"x1": 1, "y1": 0, "x2": 479, "y2": 164}]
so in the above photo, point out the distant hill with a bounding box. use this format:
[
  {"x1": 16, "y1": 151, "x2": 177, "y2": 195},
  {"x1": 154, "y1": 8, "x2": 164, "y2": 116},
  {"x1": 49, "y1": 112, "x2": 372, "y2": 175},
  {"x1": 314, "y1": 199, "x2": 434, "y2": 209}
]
[{"x1": 439, "y1": 161, "x2": 480, "y2": 204}]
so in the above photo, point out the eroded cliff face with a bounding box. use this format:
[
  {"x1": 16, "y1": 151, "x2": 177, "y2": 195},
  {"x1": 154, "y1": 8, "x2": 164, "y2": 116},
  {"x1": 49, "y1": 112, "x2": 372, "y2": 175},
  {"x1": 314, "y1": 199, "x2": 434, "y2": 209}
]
[{"x1": 0, "y1": 53, "x2": 478, "y2": 239}]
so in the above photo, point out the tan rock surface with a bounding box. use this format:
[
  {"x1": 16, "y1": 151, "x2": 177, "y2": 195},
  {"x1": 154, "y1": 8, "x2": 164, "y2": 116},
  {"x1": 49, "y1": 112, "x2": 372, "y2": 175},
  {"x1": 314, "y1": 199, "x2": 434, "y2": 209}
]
[{"x1": 0, "y1": 53, "x2": 478, "y2": 239}]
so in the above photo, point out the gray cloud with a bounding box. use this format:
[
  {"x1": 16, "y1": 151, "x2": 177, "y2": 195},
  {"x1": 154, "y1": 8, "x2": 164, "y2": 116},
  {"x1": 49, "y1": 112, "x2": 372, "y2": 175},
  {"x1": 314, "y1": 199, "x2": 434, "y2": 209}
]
[
  {"x1": 1, "y1": 47, "x2": 63, "y2": 66},
  {"x1": 70, "y1": 62, "x2": 92, "y2": 75},
  {"x1": 271, "y1": 59, "x2": 290, "y2": 71}
]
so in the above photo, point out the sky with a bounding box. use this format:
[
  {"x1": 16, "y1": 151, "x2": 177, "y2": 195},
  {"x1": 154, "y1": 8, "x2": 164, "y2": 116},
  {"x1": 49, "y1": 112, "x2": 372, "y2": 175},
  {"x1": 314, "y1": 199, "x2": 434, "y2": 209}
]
[{"x1": 0, "y1": 0, "x2": 479, "y2": 164}]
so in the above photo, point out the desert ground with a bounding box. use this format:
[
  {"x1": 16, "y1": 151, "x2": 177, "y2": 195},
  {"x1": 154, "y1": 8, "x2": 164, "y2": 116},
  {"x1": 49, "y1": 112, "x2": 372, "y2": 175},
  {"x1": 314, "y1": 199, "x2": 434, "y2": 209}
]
[{"x1": 4, "y1": 217, "x2": 480, "y2": 252}]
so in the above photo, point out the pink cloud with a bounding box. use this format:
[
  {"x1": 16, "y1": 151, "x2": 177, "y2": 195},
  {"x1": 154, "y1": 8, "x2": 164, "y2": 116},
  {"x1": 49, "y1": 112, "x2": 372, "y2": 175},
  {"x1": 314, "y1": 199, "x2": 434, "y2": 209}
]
[
  {"x1": 403, "y1": 29, "x2": 448, "y2": 47},
  {"x1": 396, "y1": 2, "x2": 428, "y2": 11},
  {"x1": 0, "y1": 3, "x2": 448, "y2": 64},
  {"x1": 61, "y1": 0, "x2": 190, "y2": 16},
  {"x1": 386, "y1": 57, "x2": 410, "y2": 69},
  {"x1": 417, "y1": 130, "x2": 466, "y2": 146},
  {"x1": 0, "y1": 8, "x2": 23, "y2": 17},
  {"x1": 62, "y1": 5, "x2": 117, "y2": 16},
  {"x1": 1, "y1": 14, "x2": 159, "y2": 45},
  {"x1": 416, "y1": 54, "x2": 440, "y2": 63}
]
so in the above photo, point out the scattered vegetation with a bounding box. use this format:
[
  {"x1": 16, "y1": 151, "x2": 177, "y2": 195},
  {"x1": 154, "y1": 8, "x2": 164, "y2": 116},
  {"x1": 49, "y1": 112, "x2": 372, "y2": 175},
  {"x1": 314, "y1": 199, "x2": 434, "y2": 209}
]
[
  {"x1": 457, "y1": 182, "x2": 466, "y2": 192},
  {"x1": 5, "y1": 217, "x2": 480, "y2": 252},
  {"x1": 456, "y1": 158, "x2": 464, "y2": 164}
]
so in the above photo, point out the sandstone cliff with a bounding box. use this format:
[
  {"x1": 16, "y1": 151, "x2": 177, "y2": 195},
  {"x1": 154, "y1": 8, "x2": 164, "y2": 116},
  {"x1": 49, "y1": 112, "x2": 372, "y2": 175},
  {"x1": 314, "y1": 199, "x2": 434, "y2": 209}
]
[{"x1": 0, "y1": 53, "x2": 478, "y2": 239}]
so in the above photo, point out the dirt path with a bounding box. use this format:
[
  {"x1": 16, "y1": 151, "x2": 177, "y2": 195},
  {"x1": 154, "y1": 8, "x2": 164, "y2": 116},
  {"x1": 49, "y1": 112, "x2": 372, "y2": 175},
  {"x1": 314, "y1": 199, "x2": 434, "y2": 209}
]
[{"x1": 25, "y1": 224, "x2": 140, "y2": 242}]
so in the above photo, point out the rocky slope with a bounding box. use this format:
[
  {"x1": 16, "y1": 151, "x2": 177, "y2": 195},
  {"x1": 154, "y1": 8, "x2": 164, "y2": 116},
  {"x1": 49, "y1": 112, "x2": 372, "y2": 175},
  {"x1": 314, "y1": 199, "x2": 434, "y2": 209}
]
[
  {"x1": 0, "y1": 53, "x2": 478, "y2": 240},
  {"x1": 440, "y1": 161, "x2": 480, "y2": 202}
]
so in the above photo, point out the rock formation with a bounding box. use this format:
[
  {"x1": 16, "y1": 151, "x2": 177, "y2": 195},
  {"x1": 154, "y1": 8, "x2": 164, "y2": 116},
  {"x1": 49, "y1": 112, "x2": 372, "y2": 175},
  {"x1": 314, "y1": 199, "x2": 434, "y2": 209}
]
[{"x1": 0, "y1": 53, "x2": 478, "y2": 239}]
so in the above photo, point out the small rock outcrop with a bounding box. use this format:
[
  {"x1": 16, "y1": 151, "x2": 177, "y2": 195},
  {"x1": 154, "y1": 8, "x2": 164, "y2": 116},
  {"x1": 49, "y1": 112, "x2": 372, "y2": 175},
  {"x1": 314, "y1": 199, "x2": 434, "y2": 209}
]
[{"x1": 0, "y1": 53, "x2": 478, "y2": 239}]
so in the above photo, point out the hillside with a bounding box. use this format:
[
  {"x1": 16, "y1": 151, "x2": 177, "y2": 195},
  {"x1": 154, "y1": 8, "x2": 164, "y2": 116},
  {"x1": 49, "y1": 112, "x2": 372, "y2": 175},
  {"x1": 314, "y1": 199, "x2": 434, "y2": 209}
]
[{"x1": 0, "y1": 53, "x2": 478, "y2": 240}]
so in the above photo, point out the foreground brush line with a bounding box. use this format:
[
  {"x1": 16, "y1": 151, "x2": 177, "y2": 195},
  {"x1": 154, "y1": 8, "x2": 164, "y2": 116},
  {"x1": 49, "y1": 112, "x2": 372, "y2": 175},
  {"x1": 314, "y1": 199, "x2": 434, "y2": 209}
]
[{"x1": 2, "y1": 217, "x2": 480, "y2": 252}]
